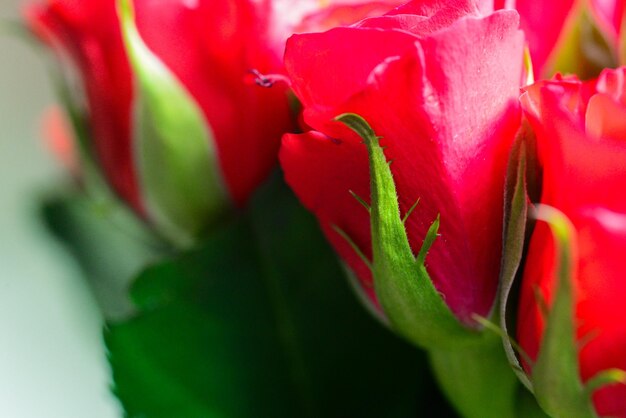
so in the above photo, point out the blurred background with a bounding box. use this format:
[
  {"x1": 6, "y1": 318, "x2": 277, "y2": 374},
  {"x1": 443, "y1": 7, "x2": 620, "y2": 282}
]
[{"x1": 0, "y1": 1, "x2": 119, "y2": 416}]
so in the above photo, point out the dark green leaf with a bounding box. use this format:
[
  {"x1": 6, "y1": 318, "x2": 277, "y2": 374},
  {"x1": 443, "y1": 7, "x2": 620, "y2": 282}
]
[{"x1": 105, "y1": 175, "x2": 450, "y2": 418}]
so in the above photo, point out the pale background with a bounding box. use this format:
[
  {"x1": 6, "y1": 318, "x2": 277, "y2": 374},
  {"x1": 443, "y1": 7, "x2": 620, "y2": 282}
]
[{"x1": 0, "y1": 0, "x2": 120, "y2": 416}]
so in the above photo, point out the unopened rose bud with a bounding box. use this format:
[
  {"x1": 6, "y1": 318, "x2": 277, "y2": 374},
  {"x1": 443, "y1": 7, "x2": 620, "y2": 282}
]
[
  {"x1": 517, "y1": 67, "x2": 626, "y2": 417},
  {"x1": 280, "y1": 0, "x2": 525, "y2": 344}
]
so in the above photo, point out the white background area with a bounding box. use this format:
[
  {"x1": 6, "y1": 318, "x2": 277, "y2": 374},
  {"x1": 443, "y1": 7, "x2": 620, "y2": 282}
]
[{"x1": 0, "y1": 1, "x2": 120, "y2": 417}]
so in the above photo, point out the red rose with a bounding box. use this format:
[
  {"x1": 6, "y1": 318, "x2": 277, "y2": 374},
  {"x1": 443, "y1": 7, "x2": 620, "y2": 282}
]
[
  {"x1": 518, "y1": 68, "x2": 626, "y2": 417},
  {"x1": 280, "y1": 0, "x2": 525, "y2": 324},
  {"x1": 27, "y1": 0, "x2": 398, "y2": 244},
  {"x1": 29, "y1": 0, "x2": 291, "y2": 210}
]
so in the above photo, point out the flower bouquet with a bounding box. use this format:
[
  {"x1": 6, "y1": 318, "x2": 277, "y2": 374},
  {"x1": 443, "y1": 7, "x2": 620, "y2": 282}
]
[{"x1": 11, "y1": 0, "x2": 626, "y2": 416}]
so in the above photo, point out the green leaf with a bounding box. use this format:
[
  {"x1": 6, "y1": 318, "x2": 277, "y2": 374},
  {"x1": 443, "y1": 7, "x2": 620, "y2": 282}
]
[
  {"x1": 118, "y1": 0, "x2": 231, "y2": 246},
  {"x1": 105, "y1": 175, "x2": 452, "y2": 418},
  {"x1": 531, "y1": 205, "x2": 597, "y2": 418},
  {"x1": 335, "y1": 113, "x2": 483, "y2": 350}
]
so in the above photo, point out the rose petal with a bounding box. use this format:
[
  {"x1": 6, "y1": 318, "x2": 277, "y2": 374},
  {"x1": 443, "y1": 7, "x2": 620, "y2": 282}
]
[
  {"x1": 280, "y1": 131, "x2": 376, "y2": 303},
  {"x1": 135, "y1": 0, "x2": 293, "y2": 206}
]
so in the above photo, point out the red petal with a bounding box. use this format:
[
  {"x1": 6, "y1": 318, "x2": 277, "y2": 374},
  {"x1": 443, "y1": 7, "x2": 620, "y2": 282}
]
[
  {"x1": 134, "y1": 0, "x2": 293, "y2": 206},
  {"x1": 387, "y1": 0, "x2": 481, "y2": 17},
  {"x1": 590, "y1": 0, "x2": 626, "y2": 43},
  {"x1": 26, "y1": 0, "x2": 142, "y2": 213},
  {"x1": 284, "y1": 27, "x2": 416, "y2": 113},
  {"x1": 280, "y1": 131, "x2": 376, "y2": 304},
  {"x1": 510, "y1": 0, "x2": 577, "y2": 76},
  {"x1": 576, "y1": 210, "x2": 626, "y2": 417},
  {"x1": 586, "y1": 93, "x2": 626, "y2": 141},
  {"x1": 294, "y1": 1, "x2": 405, "y2": 33},
  {"x1": 597, "y1": 66, "x2": 626, "y2": 105},
  {"x1": 354, "y1": 12, "x2": 523, "y2": 322},
  {"x1": 517, "y1": 209, "x2": 626, "y2": 417},
  {"x1": 519, "y1": 69, "x2": 626, "y2": 416},
  {"x1": 283, "y1": 10, "x2": 525, "y2": 323},
  {"x1": 529, "y1": 83, "x2": 626, "y2": 213}
]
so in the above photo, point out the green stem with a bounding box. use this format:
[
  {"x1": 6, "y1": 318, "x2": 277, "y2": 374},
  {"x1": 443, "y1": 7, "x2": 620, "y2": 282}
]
[{"x1": 428, "y1": 332, "x2": 518, "y2": 418}]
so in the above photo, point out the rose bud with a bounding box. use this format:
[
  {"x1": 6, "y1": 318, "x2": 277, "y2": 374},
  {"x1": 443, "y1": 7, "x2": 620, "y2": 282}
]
[
  {"x1": 496, "y1": 0, "x2": 625, "y2": 78},
  {"x1": 280, "y1": 0, "x2": 525, "y2": 344},
  {"x1": 26, "y1": 0, "x2": 397, "y2": 246},
  {"x1": 25, "y1": 0, "x2": 293, "y2": 245},
  {"x1": 517, "y1": 68, "x2": 626, "y2": 417}
]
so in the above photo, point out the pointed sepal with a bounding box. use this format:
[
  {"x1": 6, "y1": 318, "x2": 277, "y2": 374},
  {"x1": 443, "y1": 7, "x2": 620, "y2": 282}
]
[
  {"x1": 499, "y1": 125, "x2": 536, "y2": 390},
  {"x1": 335, "y1": 113, "x2": 483, "y2": 350},
  {"x1": 118, "y1": 0, "x2": 231, "y2": 247},
  {"x1": 529, "y1": 205, "x2": 597, "y2": 418}
]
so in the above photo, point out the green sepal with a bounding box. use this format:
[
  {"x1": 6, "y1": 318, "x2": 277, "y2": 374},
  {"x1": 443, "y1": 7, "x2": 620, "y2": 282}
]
[
  {"x1": 499, "y1": 126, "x2": 536, "y2": 390},
  {"x1": 530, "y1": 205, "x2": 597, "y2": 418},
  {"x1": 498, "y1": 125, "x2": 625, "y2": 418},
  {"x1": 585, "y1": 369, "x2": 626, "y2": 398},
  {"x1": 118, "y1": 0, "x2": 231, "y2": 247},
  {"x1": 335, "y1": 113, "x2": 484, "y2": 350}
]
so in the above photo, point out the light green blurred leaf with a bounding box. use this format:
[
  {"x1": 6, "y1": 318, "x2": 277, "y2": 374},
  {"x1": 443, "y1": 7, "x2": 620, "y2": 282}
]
[{"x1": 41, "y1": 190, "x2": 165, "y2": 320}]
